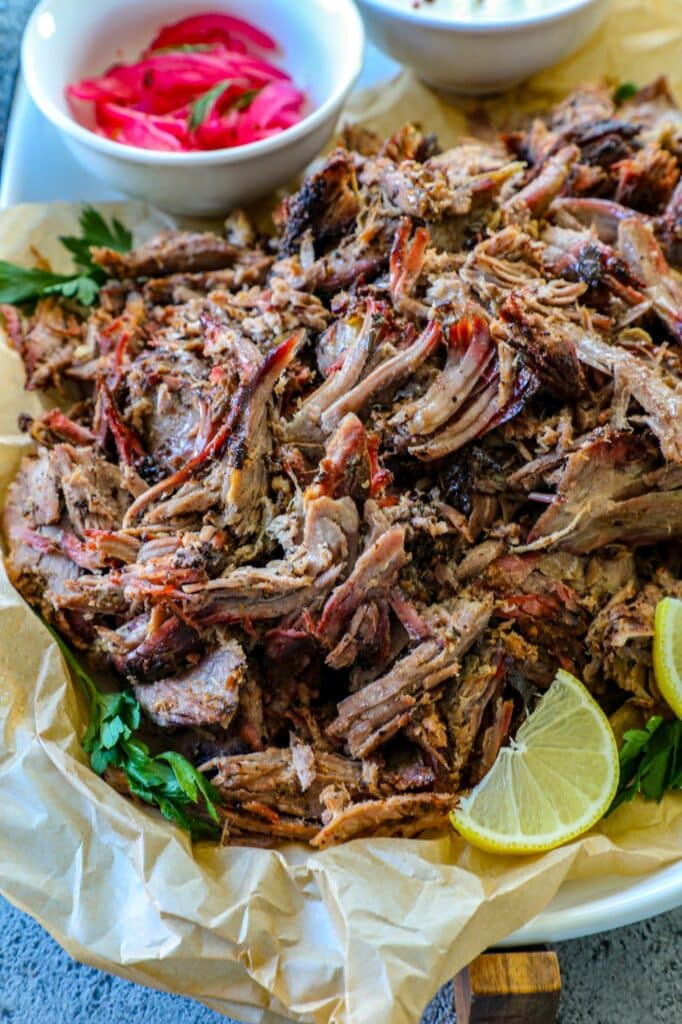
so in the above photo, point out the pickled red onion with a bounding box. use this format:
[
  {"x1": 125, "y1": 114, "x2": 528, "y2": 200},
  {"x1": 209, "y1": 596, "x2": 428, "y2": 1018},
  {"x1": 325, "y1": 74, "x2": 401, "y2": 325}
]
[
  {"x1": 66, "y1": 12, "x2": 306, "y2": 152},
  {"x1": 148, "y1": 12, "x2": 277, "y2": 52}
]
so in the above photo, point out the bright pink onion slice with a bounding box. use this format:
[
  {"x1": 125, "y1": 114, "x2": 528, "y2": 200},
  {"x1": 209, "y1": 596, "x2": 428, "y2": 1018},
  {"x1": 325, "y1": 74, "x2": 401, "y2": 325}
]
[
  {"x1": 149, "y1": 12, "x2": 276, "y2": 52},
  {"x1": 66, "y1": 12, "x2": 306, "y2": 152},
  {"x1": 96, "y1": 102, "x2": 189, "y2": 151}
]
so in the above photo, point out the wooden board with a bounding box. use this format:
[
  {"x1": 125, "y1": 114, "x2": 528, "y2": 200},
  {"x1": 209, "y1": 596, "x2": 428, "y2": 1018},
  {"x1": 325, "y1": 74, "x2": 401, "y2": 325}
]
[{"x1": 454, "y1": 948, "x2": 561, "y2": 1023}]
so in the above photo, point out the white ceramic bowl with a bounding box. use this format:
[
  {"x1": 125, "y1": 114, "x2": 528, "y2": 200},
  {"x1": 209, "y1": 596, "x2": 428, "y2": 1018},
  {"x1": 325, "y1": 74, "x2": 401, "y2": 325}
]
[
  {"x1": 355, "y1": 0, "x2": 607, "y2": 95},
  {"x1": 21, "y1": 0, "x2": 364, "y2": 216}
]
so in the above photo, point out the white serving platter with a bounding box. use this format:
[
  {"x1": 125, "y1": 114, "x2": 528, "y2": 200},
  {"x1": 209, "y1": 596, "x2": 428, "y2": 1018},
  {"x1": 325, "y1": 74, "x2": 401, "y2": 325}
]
[{"x1": 1, "y1": 44, "x2": 680, "y2": 947}]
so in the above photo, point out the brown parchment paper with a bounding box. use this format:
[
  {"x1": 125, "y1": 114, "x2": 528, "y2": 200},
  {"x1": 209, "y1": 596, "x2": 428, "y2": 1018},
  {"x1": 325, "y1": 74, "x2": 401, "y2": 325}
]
[{"x1": 2, "y1": 2, "x2": 682, "y2": 1021}]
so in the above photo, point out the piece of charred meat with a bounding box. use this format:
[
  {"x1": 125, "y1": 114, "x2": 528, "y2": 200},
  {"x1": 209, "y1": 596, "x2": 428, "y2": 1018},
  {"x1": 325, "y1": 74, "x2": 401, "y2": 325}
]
[{"x1": 4, "y1": 78, "x2": 682, "y2": 847}]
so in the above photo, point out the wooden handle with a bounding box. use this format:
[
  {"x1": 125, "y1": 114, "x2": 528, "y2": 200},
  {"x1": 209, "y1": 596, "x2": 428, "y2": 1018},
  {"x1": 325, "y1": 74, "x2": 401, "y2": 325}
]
[{"x1": 454, "y1": 948, "x2": 561, "y2": 1023}]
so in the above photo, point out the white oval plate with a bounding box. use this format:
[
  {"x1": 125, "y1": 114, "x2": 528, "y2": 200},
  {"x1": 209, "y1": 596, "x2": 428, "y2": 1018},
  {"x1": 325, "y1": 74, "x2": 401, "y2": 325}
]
[{"x1": 1, "y1": 42, "x2": 680, "y2": 943}]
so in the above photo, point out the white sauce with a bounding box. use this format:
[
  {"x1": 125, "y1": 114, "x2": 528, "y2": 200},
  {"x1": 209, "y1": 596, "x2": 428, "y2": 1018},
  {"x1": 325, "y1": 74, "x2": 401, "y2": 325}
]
[{"x1": 395, "y1": 0, "x2": 578, "y2": 22}]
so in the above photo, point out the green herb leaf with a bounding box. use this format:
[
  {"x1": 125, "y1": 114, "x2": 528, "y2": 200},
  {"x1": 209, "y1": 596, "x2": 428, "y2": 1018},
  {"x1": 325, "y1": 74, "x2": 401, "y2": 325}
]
[
  {"x1": 60, "y1": 207, "x2": 132, "y2": 277},
  {"x1": 101, "y1": 716, "x2": 127, "y2": 749},
  {"x1": 187, "y1": 816, "x2": 222, "y2": 841},
  {"x1": 619, "y1": 716, "x2": 663, "y2": 767},
  {"x1": 91, "y1": 746, "x2": 120, "y2": 775},
  {"x1": 159, "y1": 749, "x2": 200, "y2": 801},
  {"x1": 0, "y1": 206, "x2": 132, "y2": 308},
  {"x1": 189, "y1": 79, "x2": 235, "y2": 130},
  {"x1": 157, "y1": 796, "x2": 194, "y2": 831},
  {"x1": 609, "y1": 715, "x2": 682, "y2": 813},
  {"x1": 0, "y1": 263, "x2": 86, "y2": 305},
  {"x1": 80, "y1": 206, "x2": 132, "y2": 253},
  {"x1": 233, "y1": 87, "x2": 260, "y2": 112},
  {"x1": 151, "y1": 43, "x2": 214, "y2": 54},
  {"x1": 45, "y1": 274, "x2": 101, "y2": 306},
  {"x1": 614, "y1": 81, "x2": 638, "y2": 104},
  {"x1": 193, "y1": 768, "x2": 222, "y2": 824},
  {"x1": 48, "y1": 624, "x2": 221, "y2": 840},
  {"x1": 159, "y1": 751, "x2": 222, "y2": 823}
]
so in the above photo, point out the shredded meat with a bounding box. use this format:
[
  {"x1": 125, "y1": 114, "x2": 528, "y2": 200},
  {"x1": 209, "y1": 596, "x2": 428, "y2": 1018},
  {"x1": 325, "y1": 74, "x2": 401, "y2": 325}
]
[
  {"x1": 5, "y1": 79, "x2": 682, "y2": 845},
  {"x1": 134, "y1": 642, "x2": 247, "y2": 729},
  {"x1": 327, "y1": 597, "x2": 492, "y2": 757},
  {"x1": 91, "y1": 231, "x2": 248, "y2": 277},
  {"x1": 311, "y1": 792, "x2": 457, "y2": 848}
]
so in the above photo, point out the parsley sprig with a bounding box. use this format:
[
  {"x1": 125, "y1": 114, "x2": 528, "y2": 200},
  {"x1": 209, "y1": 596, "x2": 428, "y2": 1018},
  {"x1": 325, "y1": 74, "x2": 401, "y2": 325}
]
[
  {"x1": 59, "y1": 206, "x2": 132, "y2": 275},
  {"x1": 610, "y1": 715, "x2": 682, "y2": 813},
  {"x1": 50, "y1": 626, "x2": 222, "y2": 840},
  {"x1": 0, "y1": 206, "x2": 132, "y2": 307}
]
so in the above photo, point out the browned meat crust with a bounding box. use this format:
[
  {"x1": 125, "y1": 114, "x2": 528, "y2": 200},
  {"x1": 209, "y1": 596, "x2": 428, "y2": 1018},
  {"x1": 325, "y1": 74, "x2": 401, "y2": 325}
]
[
  {"x1": 311, "y1": 792, "x2": 457, "y2": 848},
  {"x1": 4, "y1": 77, "x2": 682, "y2": 845},
  {"x1": 134, "y1": 642, "x2": 247, "y2": 729},
  {"x1": 91, "y1": 231, "x2": 247, "y2": 278}
]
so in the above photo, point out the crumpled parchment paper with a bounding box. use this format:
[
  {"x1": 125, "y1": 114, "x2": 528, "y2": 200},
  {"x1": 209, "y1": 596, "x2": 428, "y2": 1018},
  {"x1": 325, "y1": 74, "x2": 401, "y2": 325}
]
[{"x1": 1, "y1": 2, "x2": 682, "y2": 1021}]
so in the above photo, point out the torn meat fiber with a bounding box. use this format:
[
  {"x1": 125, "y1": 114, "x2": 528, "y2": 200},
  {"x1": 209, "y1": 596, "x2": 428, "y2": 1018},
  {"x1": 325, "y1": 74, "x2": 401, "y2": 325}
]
[{"x1": 4, "y1": 78, "x2": 682, "y2": 846}]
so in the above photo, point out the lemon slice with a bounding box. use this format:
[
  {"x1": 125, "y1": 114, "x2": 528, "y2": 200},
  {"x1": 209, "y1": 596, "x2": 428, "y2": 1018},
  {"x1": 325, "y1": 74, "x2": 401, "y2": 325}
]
[
  {"x1": 450, "y1": 670, "x2": 619, "y2": 854},
  {"x1": 653, "y1": 597, "x2": 682, "y2": 718}
]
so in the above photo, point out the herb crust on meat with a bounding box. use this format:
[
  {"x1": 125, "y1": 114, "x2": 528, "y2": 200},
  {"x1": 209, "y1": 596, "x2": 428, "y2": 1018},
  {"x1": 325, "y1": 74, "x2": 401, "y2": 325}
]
[{"x1": 4, "y1": 78, "x2": 682, "y2": 846}]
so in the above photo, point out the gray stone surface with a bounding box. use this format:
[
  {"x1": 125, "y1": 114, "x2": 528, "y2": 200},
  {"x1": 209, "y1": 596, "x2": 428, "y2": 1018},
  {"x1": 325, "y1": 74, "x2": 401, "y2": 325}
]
[
  {"x1": 0, "y1": 1, "x2": 680, "y2": 1021},
  {"x1": 1, "y1": 893, "x2": 682, "y2": 1023},
  {"x1": 0, "y1": 0, "x2": 28, "y2": 156}
]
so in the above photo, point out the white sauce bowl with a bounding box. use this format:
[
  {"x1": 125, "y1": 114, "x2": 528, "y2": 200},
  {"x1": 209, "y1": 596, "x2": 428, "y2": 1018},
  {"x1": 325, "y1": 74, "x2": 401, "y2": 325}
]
[
  {"x1": 355, "y1": 0, "x2": 608, "y2": 95},
  {"x1": 21, "y1": 0, "x2": 364, "y2": 216}
]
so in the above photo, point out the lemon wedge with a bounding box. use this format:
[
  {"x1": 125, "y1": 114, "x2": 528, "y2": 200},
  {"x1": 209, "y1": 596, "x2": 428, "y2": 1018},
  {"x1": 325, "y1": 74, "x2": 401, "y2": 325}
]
[
  {"x1": 653, "y1": 597, "x2": 682, "y2": 719},
  {"x1": 450, "y1": 669, "x2": 619, "y2": 854}
]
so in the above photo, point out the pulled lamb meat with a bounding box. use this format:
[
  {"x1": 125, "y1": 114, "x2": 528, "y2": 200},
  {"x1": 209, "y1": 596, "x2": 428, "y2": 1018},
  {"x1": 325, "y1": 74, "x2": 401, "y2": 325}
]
[{"x1": 4, "y1": 78, "x2": 682, "y2": 846}]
